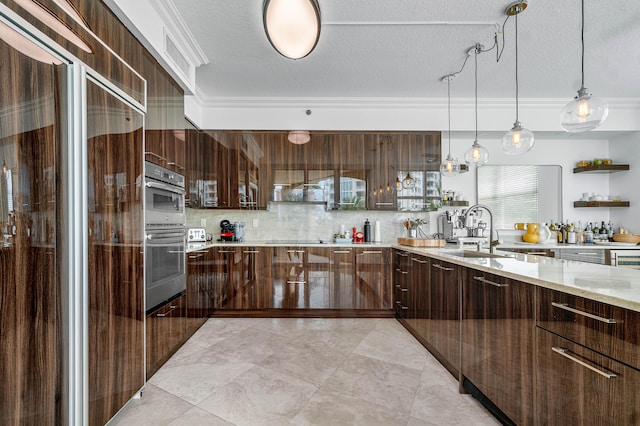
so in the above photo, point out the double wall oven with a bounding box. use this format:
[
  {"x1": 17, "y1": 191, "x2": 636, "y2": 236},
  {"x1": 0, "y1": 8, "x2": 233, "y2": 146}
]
[{"x1": 145, "y1": 162, "x2": 187, "y2": 313}]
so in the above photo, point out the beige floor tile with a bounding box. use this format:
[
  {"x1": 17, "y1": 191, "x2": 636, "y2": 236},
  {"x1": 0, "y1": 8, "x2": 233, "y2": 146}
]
[
  {"x1": 290, "y1": 387, "x2": 407, "y2": 426},
  {"x1": 166, "y1": 406, "x2": 234, "y2": 426},
  {"x1": 321, "y1": 352, "x2": 421, "y2": 416},
  {"x1": 149, "y1": 361, "x2": 255, "y2": 405},
  {"x1": 108, "y1": 384, "x2": 193, "y2": 426},
  {"x1": 352, "y1": 322, "x2": 429, "y2": 370},
  {"x1": 197, "y1": 365, "x2": 318, "y2": 426}
]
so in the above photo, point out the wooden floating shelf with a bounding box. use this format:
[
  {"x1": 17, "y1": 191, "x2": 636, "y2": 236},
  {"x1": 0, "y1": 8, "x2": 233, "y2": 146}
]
[
  {"x1": 441, "y1": 200, "x2": 469, "y2": 207},
  {"x1": 573, "y1": 164, "x2": 629, "y2": 174},
  {"x1": 573, "y1": 201, "x2": 630, "y2": 208},
  {"x1": 397, "y1": 237, "x2": 446, "y2": 247}
]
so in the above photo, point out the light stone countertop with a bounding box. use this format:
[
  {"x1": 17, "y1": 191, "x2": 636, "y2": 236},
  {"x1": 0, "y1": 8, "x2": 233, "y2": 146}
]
[
  {"x1": 393, "y1": 245, "x2": 640, "y2": 313},
  {"x1": 186, "y1": 241, "x2": 392, "y2": 251},
  {"x1": 497, "y1": 241, "x2": 639, "y2": 250}
]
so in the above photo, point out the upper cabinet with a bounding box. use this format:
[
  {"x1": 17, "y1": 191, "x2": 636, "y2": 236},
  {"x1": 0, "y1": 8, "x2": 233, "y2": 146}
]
[{"x1": 185, "y1": 130, "x2": 441, "y2": 211}]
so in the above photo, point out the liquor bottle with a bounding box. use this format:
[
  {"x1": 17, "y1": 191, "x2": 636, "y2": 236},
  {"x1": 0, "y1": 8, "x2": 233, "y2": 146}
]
[
  {"x1": 607, "y1": 221, "x2": 614, "y2": 240},
  {"x1": 557, "y1": 223, "x2": 564, "y2": 243},
  {"x1": 600, "y1": 221, "x2": 608, "y2": 235}
]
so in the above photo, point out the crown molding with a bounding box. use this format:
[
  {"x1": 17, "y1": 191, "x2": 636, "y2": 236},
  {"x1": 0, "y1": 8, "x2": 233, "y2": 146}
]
[
  {"x1": 195, "y1": 96, "x2": 640, "y2": 110},
  {"x1": 151, "y1": 0, "x2": 209, "y2": 67}
]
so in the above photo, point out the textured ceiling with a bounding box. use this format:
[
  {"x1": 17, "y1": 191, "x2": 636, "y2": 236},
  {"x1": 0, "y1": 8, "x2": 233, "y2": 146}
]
[{"x1": 171, "y1": 0, "x2": 640, "y2": 100}]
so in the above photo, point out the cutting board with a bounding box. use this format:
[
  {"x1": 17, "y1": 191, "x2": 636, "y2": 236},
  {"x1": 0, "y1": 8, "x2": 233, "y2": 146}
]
[{"x1": 397, "y1": 238, "x2": 446, "y2": 247}]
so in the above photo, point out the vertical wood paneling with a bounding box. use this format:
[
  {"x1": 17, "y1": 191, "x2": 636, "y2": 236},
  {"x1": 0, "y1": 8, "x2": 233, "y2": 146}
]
[
  {"x1": 0, "y1": 38, "x2": 62, "y2": 426},
  {"x1": 87, "y1": 81, "x2": 144, "y2": 426}
]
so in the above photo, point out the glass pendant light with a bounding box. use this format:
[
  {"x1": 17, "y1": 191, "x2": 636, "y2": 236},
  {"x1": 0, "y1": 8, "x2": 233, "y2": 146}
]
[
  {"x1": 560, "y1": 0, "x2": 608, "y2": 132},
  {"x1": 402, "y1": 172, "x2": 415, "y2": 189},
  {"x1": 440, "y1": 74, "x2": 461, "y2": 176},
  {"x1": 503, "y1": 3, "x2": 535, "y2": 154},
  {"x1": 395, "y1": 176, "x2": 401, "y2": 190},
  {"x1": 464, "y1": 45, "x2": 489, "y2": 167}
]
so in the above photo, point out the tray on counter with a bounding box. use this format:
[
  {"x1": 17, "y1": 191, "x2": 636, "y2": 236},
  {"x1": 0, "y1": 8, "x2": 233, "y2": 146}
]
[{"x1": 397, "y1": 237, "x2": 446, "y2": 247}]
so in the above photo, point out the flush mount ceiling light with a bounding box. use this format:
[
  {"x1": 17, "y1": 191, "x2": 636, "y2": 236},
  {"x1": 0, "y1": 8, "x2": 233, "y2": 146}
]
[
  {"x1": 288, "y1": 130, "x2": 311, "y2": 144},
  {"x1": 440, "y1": 74, "x2": 461, "y2": 176},
  {"x1": 263, "y1": 0, "x2": 320, "y2": 59},
  {"x1": 560, "y1": 0, "x2": 608, "y2": 132},
  {"x1": 502, "y1": 1, "x2": 535, "y2": 155},
  {"x1": 464, "y1": 44, "x2": 489, "y2": 167},
  {"x1": 14, "y1": 0, "x2": 92, "y2": 53}
]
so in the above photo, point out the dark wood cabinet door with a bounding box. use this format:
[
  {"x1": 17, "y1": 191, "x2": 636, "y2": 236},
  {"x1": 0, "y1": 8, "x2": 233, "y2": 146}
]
[
  {"x1": 536, "y1": 328, "x2": 640, "y2": 426},
  {"x1": 212, "y1": 247, "x2": 239, "y2": 309},
  {"x1": 537, "y1": 287, "x2": 640, "y2": 370},
  {"x1": 354, "y1": 248, "x2": 391, "y2": 309},
  {"x1": 330, "y1": 247, "x2": 356, "y2": 308},
  {"x1": 87, "y1": 80, "x2": 145, "y2": 426},
  {"x1": 0, "y1": 40, "x2": 66, "y2": 425},
  {"x1": 393, "y1": 250, "x2": 410, "y2": 317},
  {"x1": 186, "y1": 249, "x2": 212, "y2": 331},
  {"x1": 146, "y1": 294, "x2": 187, "y2": 378},
  {"x1": 220, "y1": 247, "x2": 271, "y2": 309},
  {"x1": 406, "y1": 254, "x2": 429, "y2": 339},
  {"x1": 461, "y1": 269, "x2": 534, "y2": 425},
  {"x1": 429, "y1": 260, "x2": 460, "y2": 374}
]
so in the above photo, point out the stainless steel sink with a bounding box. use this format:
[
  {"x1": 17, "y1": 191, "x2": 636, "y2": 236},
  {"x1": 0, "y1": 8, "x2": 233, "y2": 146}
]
[{"x1": 445, "y1": 250, "x2": 514, "y2": 259}]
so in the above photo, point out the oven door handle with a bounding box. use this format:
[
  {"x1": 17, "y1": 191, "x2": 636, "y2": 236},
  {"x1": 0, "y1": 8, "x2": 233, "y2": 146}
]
[
  {"x1": 145, "y1": 180, "x2": 185, "y2": 195},
  {"x1": 146, "y1": 231, "x2": 186, "y2": 241}
]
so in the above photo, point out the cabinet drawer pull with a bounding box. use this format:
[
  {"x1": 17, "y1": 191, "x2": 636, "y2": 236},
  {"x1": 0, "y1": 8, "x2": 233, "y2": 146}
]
[
  {"x1": 144, "y1": 151, "x2": 166, "y2": 161},
  {"x1": 333, "y1": 250, "x2": 352, "y2": 254},
  {"x1": 287, "y1": 280, "x2": 306, "y2": 284},
  {"x1": 397, "y1": 252, "x2": 409, "y2": 257},
  {"x1": 402, "y1": 306, "x2": 408, "y2": 310},
  {"x1": 375, "y1": 202, "x2": 394, "y2": 206},
  {"x1": 411, "y1": 258, "x2": 427, "y2": 264},
  {"x1": 473, "y1": 276, "x2": 508, "y2": 287},
  {"x1": 243, "y1": 250, "x2": 260, "y2": 254},
  {"x1": 400, "y1": 270, "x2": 408, "y2": 275},
  {"x1": 361, "y1": 251, "x2": 382, "y2": 254},
  {"x1": 432, "y1": 264, "x2": 454, "y2": 271},
  {"x1": 218, "y1": 250, "x2": 235, "y2": 253},
  {"x1": 524, "y1": 251, "x2": 547, "y2": 255},
  {"x1": 551, "y1": 302, "x2": 617, "y2": 324},
  {"x1": 156, "y1": 305, "x2": 177, "y2": 317},
  {"x1": 188, "y1": 254, "x2": 204, "y2": 259},
  {"x1": 286, "y1": 250, "x2": 306, "y2": 254},
  {"x1": 401, "y1": 288, "x2": 408, "y2": 292},
  {"x1": 395, "y1": 284, "x2": 401, "y2": 288},
  {"x1": 575, "y1": 252, "x2": 598, "y2": 256},
  {"x1": 166, "y1": 162, "x2": 185, "y2": 170},
  {"x1": 552, "y1": 347, "x2": 617, "y2": 379}
]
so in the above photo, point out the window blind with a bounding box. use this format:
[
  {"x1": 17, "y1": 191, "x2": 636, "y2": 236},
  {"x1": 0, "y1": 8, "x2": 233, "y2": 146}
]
[{"x1": 478, "y1": 165, "x2": 538, "y2": 229}]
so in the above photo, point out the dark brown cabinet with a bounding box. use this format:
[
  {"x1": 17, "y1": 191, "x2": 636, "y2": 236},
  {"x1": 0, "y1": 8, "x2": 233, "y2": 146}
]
[
  {"x1": 393, "y1": 250, "x2": 411, "y2": 317},
  {"x1": 354, "y1": 248, "x2": 391, "y2": 309},
  {"x1": 146, "y1": 294, "x2": 187, "y2": 378},
  {"x1": 536, "y1": 328, "x2": 640, "y2": 425},
  {"x1": 87, "y1": 81, "x2": 145, "y2": 426},
  {"x1": 535, "y1": 287, "x2": 640, "y2": 425},
  {"x1": 330, "y1": 247, "x2": 357, "y2": 308},
  {"x1": 220, "y1": 247, "x2": 271, "y2": 309},
  {"x1": 405, "y1": 254, "x2": 429, "y2": 340},
  {"x1": 429, "y1": 259, "x2": 460, "y2": 375},
  {"x1": 186, "y1": 249, "x2": 213, "y2": 329},
  {"x1": 461, "y1": 269, "x2": 534, "y2": 425},
  {"x1": 185, "y1": 131, "x2": 441, "y2": 211}
]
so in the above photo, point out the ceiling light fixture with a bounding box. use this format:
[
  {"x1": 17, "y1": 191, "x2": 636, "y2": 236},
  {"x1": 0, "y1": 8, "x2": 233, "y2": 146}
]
[
  {"x1": 560, "y1": 0, "x2": 608, "y2": 132},
  {"x1": 440, "y1": 74, "x2": 461, "y2": 176},
  {"x1": 263, "y1": 0, "x2": 320, "y2": 59},
  {"x1": 288, "y1": 130, "x2": 311, "y2": 144},
  {"x1": 402, "y1": 172, "x2": 415, "y2": 189},
  {"x1": 464, "y1": 45, "x2": 489, "y2": 167},
  {"x1": 13, "y1": 0, "x2": 92, "y2": 53},
  {"x1": 502, "y1": 1, "x2": 534, "y2": 155},
  {"x1": 0, "y1": 20, "x2": 64, "y2": 64}
]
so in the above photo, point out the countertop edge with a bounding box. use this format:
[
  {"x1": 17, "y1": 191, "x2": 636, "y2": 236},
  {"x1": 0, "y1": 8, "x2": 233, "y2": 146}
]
[{"x1": 391, "y1": 244, "x2": 640, "y2": 313}]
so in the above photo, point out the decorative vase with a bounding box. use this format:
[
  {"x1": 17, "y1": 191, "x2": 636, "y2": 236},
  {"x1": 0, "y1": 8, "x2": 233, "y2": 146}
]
[
  {"x1": 538, "y1": 224, "x2": 552, "y2": 243},
  {"x1": 522, "y1": 223, "x2": 540, "y2": 243}
]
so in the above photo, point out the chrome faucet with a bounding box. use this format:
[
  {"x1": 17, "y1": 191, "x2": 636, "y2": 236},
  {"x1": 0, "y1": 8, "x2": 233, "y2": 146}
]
[{"x1": 463, "y1": 204, "x2": 499, "y2": 254}]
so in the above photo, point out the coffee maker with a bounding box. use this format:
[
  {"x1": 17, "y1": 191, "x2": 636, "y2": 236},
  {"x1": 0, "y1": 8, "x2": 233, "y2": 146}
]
[
  {"x1": 220, "y1": 220, "x2": 235, "y2": 241},
  {"x1": 438, "y1": 210, "x2": 465, "y2": 242}
]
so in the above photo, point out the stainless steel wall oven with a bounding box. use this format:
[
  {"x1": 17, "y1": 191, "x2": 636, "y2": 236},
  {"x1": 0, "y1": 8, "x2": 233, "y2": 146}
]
[{"x1": 144, "y1": 162, "x2": 186, "y2": 313}]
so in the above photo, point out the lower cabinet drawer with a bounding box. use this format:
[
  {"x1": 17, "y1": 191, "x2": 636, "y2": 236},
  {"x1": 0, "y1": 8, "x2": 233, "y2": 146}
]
[
  {"x1": 536, "y1": 328, "x2": 640, "y2": 426},
  {"x1": 536, "y1": 287, "x2": 640, "y2": 369}
]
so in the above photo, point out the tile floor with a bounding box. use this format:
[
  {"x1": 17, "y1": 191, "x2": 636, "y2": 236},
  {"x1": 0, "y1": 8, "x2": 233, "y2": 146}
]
[{"x1": 110, "y1": 318, "x2": 500, "y2": 426}]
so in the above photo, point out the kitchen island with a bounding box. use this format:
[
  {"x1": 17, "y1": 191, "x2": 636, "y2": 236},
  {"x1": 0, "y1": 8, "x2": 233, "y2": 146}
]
[{"x1": 392, "y1": 245, "x2": 640, "y2": 426}]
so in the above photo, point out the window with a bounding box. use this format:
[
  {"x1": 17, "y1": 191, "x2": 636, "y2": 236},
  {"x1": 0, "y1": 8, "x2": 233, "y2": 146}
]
[{"x1": 477, "y1": 165, "x2": 562, "y2": 229}]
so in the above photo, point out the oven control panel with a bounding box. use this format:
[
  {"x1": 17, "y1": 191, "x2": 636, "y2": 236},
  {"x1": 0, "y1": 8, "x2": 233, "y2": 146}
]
[{"x1": 187, "y1": 228, "x2": 207, "y2": 242}]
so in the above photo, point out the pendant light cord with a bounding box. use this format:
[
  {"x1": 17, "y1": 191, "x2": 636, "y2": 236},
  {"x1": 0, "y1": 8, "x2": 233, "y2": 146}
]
[
  {"x1": 515, "y1": 13, "x2": 519, "y2": 123},
  {"x1": 581, "y1": 0, "x2": 585, "y2": 89},
  {"x1": 447, "y1": 77, "x2": 452, "y2": 155},
  {"x1": 474, "y1": 46, "x2": 478, "y2": 142}
]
